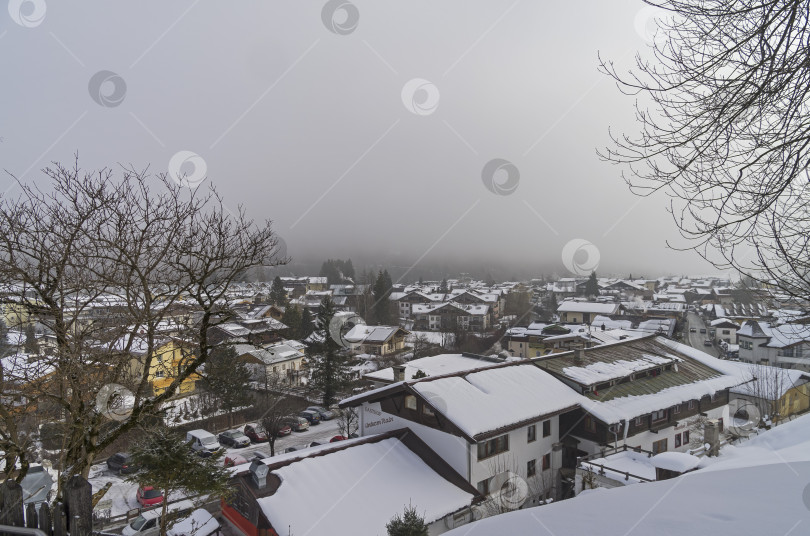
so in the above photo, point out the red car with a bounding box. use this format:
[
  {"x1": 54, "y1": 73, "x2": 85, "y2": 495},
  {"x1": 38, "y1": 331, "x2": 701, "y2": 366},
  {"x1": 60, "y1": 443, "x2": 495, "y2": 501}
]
[
  {"x1": 224, "y1": 454, "x2": 249, "y2": 467},
  {"x1": 243, "y1": 423, "x2": 269, "y2": 443},
  {"x1": 136, "y1": 486, "x2": 164, "y2": 507},
  {"x1": 330, "y1": 435, "x2": 347, "y2": 443}
]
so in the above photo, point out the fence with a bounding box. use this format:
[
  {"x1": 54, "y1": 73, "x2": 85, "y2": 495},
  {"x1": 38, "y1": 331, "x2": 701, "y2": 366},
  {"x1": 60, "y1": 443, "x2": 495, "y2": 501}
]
[{"x1": 0, "y1": 476, "x2": 92, "y2": 536}]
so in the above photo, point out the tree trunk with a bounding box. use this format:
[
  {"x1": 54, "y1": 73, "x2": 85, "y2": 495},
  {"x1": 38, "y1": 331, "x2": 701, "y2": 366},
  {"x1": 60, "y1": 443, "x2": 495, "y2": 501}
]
[{"x1": 0, "y1": 480, "x2": 25, "y2": 529}]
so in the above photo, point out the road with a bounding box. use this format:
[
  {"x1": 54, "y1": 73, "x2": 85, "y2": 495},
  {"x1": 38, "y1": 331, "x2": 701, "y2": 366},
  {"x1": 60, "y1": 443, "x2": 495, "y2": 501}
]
[{"x1": 685, "y1": 311, "x2": 719, "y2": 358}]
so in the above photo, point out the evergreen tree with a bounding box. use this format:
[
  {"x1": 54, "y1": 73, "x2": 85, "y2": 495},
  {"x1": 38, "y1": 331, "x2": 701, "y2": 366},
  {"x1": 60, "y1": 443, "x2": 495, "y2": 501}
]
[
  {"x1": 281, "y1": 305, "x2": 302, "y2": 339},
  {"x1": 202, "y1": 345, "x2": 252, "y2": 426},
  {"x1": 343, "y1": 258, "x2": 355, "y2": 281},
  {"x1": 300, "y1": 308, "x2": 314, "y2": 339},
  {"x1": 439, "y1": 278, "x2": 448, "y2": 293},
  {"x1": 305, "y1": 296, "x2": 352, "y2": 406},
  {"x1": 418, "y1": 276, "x2": 424, "y2": 286},
  {"x1": 23, "y1": 324, "x2": 38, "y2": 354},
  {"x1": 386, "y1": 504, "x2": 428, "y2": 536},
  {"x1": 269, "y1": 276, "x2": 288, "y2": 306},
  {"x1": 373, "y1": 270, "x2": 395, "y2": 325},
  {"x1": 585, "y1": 271, "x2": 600, "y2": 297},
  {"x1": 126, "y1": 427, "x2": 231, "y2": 536}
]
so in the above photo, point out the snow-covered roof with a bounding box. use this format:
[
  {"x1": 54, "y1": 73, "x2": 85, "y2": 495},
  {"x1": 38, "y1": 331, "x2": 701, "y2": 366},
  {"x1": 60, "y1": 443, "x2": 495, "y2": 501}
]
[
  {"x1": 254, "y1": 436, "x2": 475, "y2": 535},
  {"x1": 580, "y1": 449, "x2": 656, "y2": 484},
  {"x1": 367, "y1": 353, "x2": 500, "y2": 383},
  {"x1": 710, "y1": 317, "x2": 739, "y2": 328},
  {"x1": 447, "y1": 413, "x2": 810, "y2": 536},
  {"x1": 558, "y1": 301, "x2": 620, "y2": 314},
  {"x1": 344, "y1": 325, "x2": 405, "y2": 344},
  {"x1": 737, "y1": 321, "x2": 810, "y2": 347},
  {"x1": 650, "y1": 451, "x2": 701, "y2": 473},
  {"x1": 411, "y1": 364, "x2": 583, "y2": 439}
]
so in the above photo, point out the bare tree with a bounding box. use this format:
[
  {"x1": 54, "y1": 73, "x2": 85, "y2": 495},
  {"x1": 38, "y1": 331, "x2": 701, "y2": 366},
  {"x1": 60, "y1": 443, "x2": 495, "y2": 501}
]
[
  {"x1": 0, "y1": 158, "x2": 285, "y2": 497},
  {"x1": 336, "y1": 406, "x2": 360, "y2": 438},
  {"x1": 600, "y1": 0, "x2": 810, "y2": 300},
  {"x1": 258, "y1": 374, "x2": 296, "y2": 457}
]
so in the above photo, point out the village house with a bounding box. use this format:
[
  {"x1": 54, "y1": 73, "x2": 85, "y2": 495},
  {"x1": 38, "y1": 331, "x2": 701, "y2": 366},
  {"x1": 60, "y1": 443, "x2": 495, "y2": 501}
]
[
  {"x1": 710, "y1": 318, "x2": 740, "y2": 344},
  {"x1": 727, "y1": 363, "x2": 810, "y2": 424},
  {"x1": 535, "y1": 337, "x2": 743, "y2": 458},
  {"x1": 343, "y1": 325, "x2": 409, "y2": 356},
  {"x1": 412, "y1": 302, "x2": 490, "y2": 331},
  {"x1": 119, "y1": 337, "x2": 200, "y2": 396},
  {"x1": 737, "y1": 320, "x2": 810, "y2": 371},
  {"x1": 221, "y1": 429, "x2": 482, "y2": 536},
  {"x1": 557, "y1": 301, "x2": 623, "y2": 324},
  {"x1": 234, "y1": 340, "x2": 306, "y2": 387},
  {"x1": 341, "y1": 359, "x2": 585, "y2": 505}
]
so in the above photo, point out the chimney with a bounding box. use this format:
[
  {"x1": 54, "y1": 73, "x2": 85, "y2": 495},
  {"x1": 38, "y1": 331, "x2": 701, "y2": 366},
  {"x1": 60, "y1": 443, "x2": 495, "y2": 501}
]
[
  {"x1": 393, "y1": 364, "x2": 407, "y2": 382},
  {"x1": 703, "y1": 420, "x2": 720, "y2": 456},
  {"x1": 574, "y1": 348, "x2": 585, "y2": 363},
  {"x1": 250, "y1": 459, "x2": 269, "y2": 488}
]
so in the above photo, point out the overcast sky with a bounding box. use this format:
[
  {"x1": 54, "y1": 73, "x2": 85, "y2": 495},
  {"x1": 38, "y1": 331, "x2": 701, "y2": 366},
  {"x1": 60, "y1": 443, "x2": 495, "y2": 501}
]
[{"x1": 0, "y1": 0, "x2": 724, "y2": 281}]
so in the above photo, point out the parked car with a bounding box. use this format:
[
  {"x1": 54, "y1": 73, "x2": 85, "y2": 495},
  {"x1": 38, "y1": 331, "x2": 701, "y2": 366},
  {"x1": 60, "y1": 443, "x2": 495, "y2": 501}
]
[
  {"x1": 689, "y1": 327, "x2": 696, "y2": 333},
  {"x1": 269, "y1": 422, "x2": 292, "y2": 437},
  {"x1": 167, "y1": 508, "x2": 221, "y2": 536},
  {"x1": 704, "y1": 339, "x2": 713, "y2": 346},
  {"x1": 185, "y1": 430, "x2": 222, "y2": 457},
  {"x1": 284, "y1": 447, "x2": 298, "y2": 454},
  {"x1": 224, "y1": 454, "x2": 249, "y2": 467},
  {"x1": 330, "y1": 435, "x2": 347, "y2": 443},
  {"x1": 246, "y1": 450, "x2": 269, "y2": 461},
  {"x1": 298, "y1": 410, "x2": 321, "y2": 426},
  {"x1": 282, "y1": 415, "x2": 309, "y2": 432},
  {"x1": 306, "y1": 406, "x2": 336, "y2": 421},
  {"x1": 136, "y1": 486, "x2": 164, "y2": 507},
  {"x1": 106, "y1": 452, "x2": 138, "y2": 475},
  {"x1": 123, "y1": 500, "x2": 195, "y2": 536},
  {"x1": 218, "y1": 430, "x2": 251, "y2": 448},
  {"x1": 308, "y1": 441, "x2": 322, "y2": 448},
  {"x1": 700, "y1": 328, "x2": 707, "y2": 334},
  {"x1": 243, "y1": 423, "x2": 269, "y2": 443}
]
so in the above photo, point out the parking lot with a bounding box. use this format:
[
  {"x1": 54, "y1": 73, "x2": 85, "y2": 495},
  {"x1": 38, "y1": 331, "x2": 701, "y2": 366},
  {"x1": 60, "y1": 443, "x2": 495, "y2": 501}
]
[{"x1": 91, "y1": 417, "x2": 344, "y2": 523}]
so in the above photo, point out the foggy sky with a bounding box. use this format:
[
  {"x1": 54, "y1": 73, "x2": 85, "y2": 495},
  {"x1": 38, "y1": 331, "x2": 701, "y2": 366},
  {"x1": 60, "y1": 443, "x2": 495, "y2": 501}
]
[{"x1": 1, "y1": 1, "x2": 723, "y2": 281}]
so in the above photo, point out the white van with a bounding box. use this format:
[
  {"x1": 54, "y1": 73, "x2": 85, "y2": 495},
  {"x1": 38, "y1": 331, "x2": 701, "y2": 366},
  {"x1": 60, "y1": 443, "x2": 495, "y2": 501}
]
[
  {"x1": 122, "y1": 500, "x2": 195, "y2": 536},
  {"x1": 185, "y1": 429, "x2": 221, "y2": 457}
]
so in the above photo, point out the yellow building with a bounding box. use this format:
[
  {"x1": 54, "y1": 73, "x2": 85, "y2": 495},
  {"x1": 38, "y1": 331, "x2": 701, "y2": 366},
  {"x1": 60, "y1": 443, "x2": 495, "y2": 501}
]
[{"x1": 124, "y1": 337, "x2": 200, "y2": 397}]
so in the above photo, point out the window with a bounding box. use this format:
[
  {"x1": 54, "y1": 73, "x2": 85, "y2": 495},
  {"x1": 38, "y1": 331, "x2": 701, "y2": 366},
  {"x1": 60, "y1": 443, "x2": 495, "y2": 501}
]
[
  {"x1": 584, "y1": 416, "x2": 597, "y2": 433},
  {"x1": 634, "y1": 416, "x2": 646, "y2": 427},
  {"x1": 652, "y1": 438, "x2": 668, "y2": 454},
  {"x1": 542, "y1": 453, "x2": 551, "y2": 471},
  {"x1": 527, "y1": 425, "x2": 536, "y2": 443},
  {"x1": 527, "y1": 459, "x2": 536, "y2": 477},
  {"x1": 673, "y1": 404, "x2": 681, "y2": 415},
  {"x1": 422, "y1": 404, "x2": 435, "y2": 417},
  {"x1": 651, "y1": 409, "x2": 667, "y2": 422},
  {"x1": 155, "y1": 368, "x2": 165, "y2": 378},
  {"x1": 688, "y1": 400, "x2": 696, "y2": 410},
  {"x1": 682, "y1": 430, "x2": 690, "y2": 444},
  {"x1": 476, "y1": 479, "x2": 490, "y2": 496},
  {"x1": 404, "y1": 395, "x2": 417, "y2": 410},
  {"x1": 542, "y1": 419, "x2": 551, "y2": 438},
  {"x1": 674, "y1": 433, "x2": 682, "y2": 448},
  {"x1": 477, "y1": 435, "x2": 509, "y2": 460}
]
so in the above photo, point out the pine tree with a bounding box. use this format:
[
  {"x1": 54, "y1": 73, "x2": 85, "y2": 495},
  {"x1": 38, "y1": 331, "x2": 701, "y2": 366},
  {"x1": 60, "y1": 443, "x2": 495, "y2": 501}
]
[
  {"x1": 269, "y1": 276, "x2": 288, "y2": 306},
  {"x1": 202, "y1": 345, "x2": 252, "y2": 426},
  {"x1": 386, "y1": 504, "x2": 428, "y2": 536},
  {"x1": 343, "y1": 259, "x2": 355, "y2": 281},
  {"x1": 439, "y1": 278, "x2": 448, "y2": 293},
  {"x1": 373, "y1": 270, "x2": 395, "y2": 325},
  {"x1": 305, "y1": 296, "x2": 352, "y2": 406},
  {"x1": 126, "y1": 427, "x2": 232, "y2": 536},
  {"x1": 281, "y1": 305, "x2": 302, "y2": 340},
  {"x1": 585, "y1": 271, "x2": 600, "y2": 297},
  {"x1": 300, "y1": 308, "x2": 314, "y2": 339}
]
